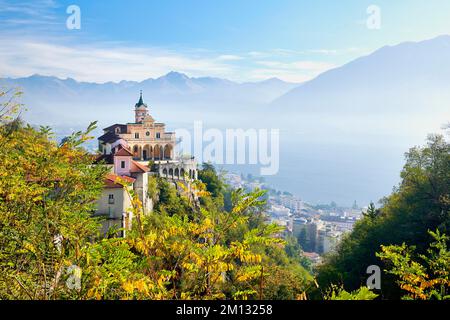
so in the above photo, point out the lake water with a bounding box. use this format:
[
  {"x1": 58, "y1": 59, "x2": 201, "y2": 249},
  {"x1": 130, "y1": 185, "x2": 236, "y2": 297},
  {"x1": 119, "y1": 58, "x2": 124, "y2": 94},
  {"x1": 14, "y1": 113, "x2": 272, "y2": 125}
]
[{"x1": 162, "y1": 111, "x2": 444, "y2": 207}]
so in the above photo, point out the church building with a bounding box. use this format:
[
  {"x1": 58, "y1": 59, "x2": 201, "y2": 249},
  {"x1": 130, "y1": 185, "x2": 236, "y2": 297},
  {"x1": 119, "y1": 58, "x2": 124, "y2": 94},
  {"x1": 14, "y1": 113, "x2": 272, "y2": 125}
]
[
  {"x1": 94, "y1": 92, "x2": 198, "y2": 236},
  {"x1": 98, "y1": 91, "x2": 176, "y2": 161}
]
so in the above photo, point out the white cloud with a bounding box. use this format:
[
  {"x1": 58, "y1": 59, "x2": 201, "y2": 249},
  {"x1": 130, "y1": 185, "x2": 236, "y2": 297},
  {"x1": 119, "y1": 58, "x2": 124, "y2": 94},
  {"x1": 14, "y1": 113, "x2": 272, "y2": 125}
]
[
  {"x1": 216, "y1": 54, "x2": 244, "y2": 61},
  {"x1": 0, "y1": 0, "x2": 57, "y2": 19},
  {"x1": 248, "y1": 47, "x2": 366, "y2": 58},
  {"x1": 250, "y1": 60, "x2": 337, "y2": 82},
  {"x1": 247, "y1": 51, "x2": 268, "y2": 58},
  {"x1": 248, "y1": 69, "x2": 314, "y2": 83},
  {"x1": 0, "y1": 37, "x2": 239, "y2": 82},
  {"x1": 0, "y1": 0, "x2": 59, "y2": 35},
  {"x1": 0, "y1": 0, "x2": 359, "y2": 83},
  {"x1": 290, "y1": 61, "x2": 336, "y2": 71},
  {"x1": 0, "y1": 0, "x2": 53, "y2": 14},
  {"x1": 0, "y1": 34, "x2": 338, "y2": 83}
]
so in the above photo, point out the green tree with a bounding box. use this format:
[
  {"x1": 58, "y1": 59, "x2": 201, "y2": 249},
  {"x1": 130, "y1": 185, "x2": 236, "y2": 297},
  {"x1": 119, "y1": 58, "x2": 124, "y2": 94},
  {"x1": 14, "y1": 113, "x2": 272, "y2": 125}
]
[
  {"x1": 198, "y1": 162, "x2": 226, "y2": 205},
  {"x1": 297, "y1": 228, "x2": 308, "y2": 251},
  {"x1": 0, "y1": 119, "x2": 108, "y2": 299},
  {"x1": 153, "y1": 177, "x2": 192, "y2": 216},
  {"x1": 316, "y1": 134, "x2": 450, "y2": 299},
  {"x1": 377, "y1": 229, "x2": 450, "y2": 300},
  {"x1": 325, "y1": 286, "x2": 378, "y2": 300},
  {"x1": 0, "y1": 89, "x2": 320, "y2": 300},
  {"x1": 363, "y1": 202, "x2": 379, "y2": 219},
  {"x1": 0, "y1": 87, "x2": 22, "y2": 124}
]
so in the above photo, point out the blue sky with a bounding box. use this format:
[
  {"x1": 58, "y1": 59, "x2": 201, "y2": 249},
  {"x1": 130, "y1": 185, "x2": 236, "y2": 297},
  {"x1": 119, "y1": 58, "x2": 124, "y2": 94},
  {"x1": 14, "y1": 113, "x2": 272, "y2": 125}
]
[{"x1": 1, "y1": 0, "x2": 450, "y2": 82}]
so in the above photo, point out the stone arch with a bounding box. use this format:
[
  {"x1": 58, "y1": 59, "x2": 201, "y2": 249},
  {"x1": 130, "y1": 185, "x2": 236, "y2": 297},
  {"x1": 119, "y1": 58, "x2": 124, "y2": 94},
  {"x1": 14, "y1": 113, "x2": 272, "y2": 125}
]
[
  {"x1": 154, "y1": 144, "x2": 162, "y2": 160},
  {"x1": 143, "y1": 144, "x2": 151, "y2": 160},
  {"x1": 180, "y1": 168, "x2": 185, "y2": 180},
  {"x1": 164, "y1": 144, "x2": 173, "y2": 160},
  {"x1": 189, "y1": 169, "x2": 193, "y2": 179},
  {"x1": 174, "y1": 168, "x2": 179, "y2": 179},
  {"x1": 149, "y1": 145, "x2": 153, "y2": 159},
  {"x1": 169, "y1": 168, "x2": 174, "y2": 178},
  {"x1": 133, "y1": 145, "x2": 139, "y2": 159},
  {"x1": 162, "y1": 168, "x2": 168, "y2": 177}
]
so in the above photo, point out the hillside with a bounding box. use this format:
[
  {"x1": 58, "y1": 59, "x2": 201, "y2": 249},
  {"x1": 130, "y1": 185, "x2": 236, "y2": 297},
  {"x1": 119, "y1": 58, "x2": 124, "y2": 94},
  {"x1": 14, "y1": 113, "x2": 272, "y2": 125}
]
[
  {"x1": 271, "y1": 35, "x2": 450, "y2": 116},
  {"x1": 1, "y1": 72, "x2": 298, "y2": 126}
]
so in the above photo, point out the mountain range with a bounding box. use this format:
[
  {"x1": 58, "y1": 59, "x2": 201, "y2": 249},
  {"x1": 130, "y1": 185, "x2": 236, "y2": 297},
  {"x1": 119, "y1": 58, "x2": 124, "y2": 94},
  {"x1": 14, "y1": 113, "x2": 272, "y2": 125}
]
[
  {"x1": 0, "y1": 71, "x2": 298, "y2": 126},
  {"x1": 2, "y1": 35, "x2": 449, "y2": 129},
  {"x1": 271, "y1": 35, "x2": 450, "y2": 117},
  {"x1": 1, "y1": 35, "x2": 449, "y2": 205}
]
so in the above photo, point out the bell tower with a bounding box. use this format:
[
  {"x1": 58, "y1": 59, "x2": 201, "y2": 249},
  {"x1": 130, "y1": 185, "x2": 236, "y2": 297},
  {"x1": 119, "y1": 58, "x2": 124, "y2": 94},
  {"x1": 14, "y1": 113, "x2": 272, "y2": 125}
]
[{"x1": 135, "y1": 91, "x2": 148, "y2": 123}]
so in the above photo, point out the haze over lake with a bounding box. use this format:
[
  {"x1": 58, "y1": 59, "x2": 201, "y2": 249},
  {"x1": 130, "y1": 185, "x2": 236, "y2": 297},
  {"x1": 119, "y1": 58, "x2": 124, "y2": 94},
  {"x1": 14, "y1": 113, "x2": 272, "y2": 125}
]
[{"x1": 3, "y1": 36, "x2": 449, "y2": 207}]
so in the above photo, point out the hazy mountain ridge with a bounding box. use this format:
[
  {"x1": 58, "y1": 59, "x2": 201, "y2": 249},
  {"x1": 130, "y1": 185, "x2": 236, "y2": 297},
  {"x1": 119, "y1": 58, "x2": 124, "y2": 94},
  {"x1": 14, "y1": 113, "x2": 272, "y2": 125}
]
[
  {"x1": 1, "y1": 35, "x2": 449, "y2": 128},
  {"x1": 1, "y1": 36, "x2": 449, "y2": 205},
  {"x1": 0, "y1": 71, "x2": 298, "y2": 125},
  {"x1": 271, "y1": 35, "x2": 450, "y2": 116}
]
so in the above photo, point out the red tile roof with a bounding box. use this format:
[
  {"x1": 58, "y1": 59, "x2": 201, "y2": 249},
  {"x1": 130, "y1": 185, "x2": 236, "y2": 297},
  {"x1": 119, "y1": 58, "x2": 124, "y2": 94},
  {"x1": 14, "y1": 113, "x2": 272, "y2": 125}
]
[
  {"x1": 104, "y1": 173, "x2": 135, "y2": 188},
  {"x1": 130, "y1": 160, "x2": 149, "y2": 173},
  {"x1": 115, "y1": 147, "x2": 133, "y2": 157}
]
